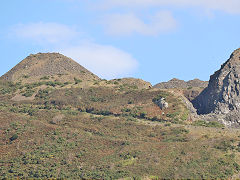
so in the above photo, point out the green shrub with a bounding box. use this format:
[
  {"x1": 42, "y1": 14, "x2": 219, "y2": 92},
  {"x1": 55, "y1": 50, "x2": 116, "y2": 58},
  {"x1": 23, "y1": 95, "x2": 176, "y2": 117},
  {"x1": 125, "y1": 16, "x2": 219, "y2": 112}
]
[
  {"x1": 192, "y1": 120, "x2": 224, "y2": 128},
  {"x1": 22, "y1": 89, "x2": 35, "y2": 97},
  {"x1": 140, "y1": 112, "x2": 147, "y2": 118},
  {"x1": 74, "y1": 77, "x2": 82, "y2": 84},
  {"x1": 23, "y1": 75, "x2": 30, "y2": 79},
  {"x1": 121, "y1": 108, "x2": 131, "y2": 112},
  {"x1": 152, "y1": 92, "x2": 170, "y2": 103},
  {"x1": 0, "y1": 88, "x2": 12, "y2": 95},
  {"x1": 90, "y1": 96, "x2": 105, "y2": 102},
  {"x1": 40, "y1": 76, "x2": 50, "y2": 80},
  {"x1": 36, "y1": 89, "x2": 50, "y2": 99},
  {"x1": 214, "y1": 140, "x2": 234, "y2": 152},
  {"x1": 96, "y1": 110, "x2": 112, "y2": 116},
  {"x1": 10, "y1": 134, "x2": 18, "y2": 141}
]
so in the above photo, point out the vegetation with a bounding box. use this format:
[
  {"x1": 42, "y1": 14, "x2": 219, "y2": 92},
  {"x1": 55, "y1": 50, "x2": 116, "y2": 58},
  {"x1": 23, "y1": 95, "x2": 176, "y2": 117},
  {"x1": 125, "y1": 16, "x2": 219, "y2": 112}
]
[
  {"x1": 22, "y1": 89, "x2": 35, "y2": 97},
  {"x1": 192, "y1": 120, "x2": 224, "y2": 128},
  {"x1": 74, "y1": 77, "x2": 82, "y2": 84},
  {"x1": 40, "y1": 76, "x2": 50, "y2": 80},
  {"x1": 0, "y1": 79, "x2": 240, "y2": 179}
]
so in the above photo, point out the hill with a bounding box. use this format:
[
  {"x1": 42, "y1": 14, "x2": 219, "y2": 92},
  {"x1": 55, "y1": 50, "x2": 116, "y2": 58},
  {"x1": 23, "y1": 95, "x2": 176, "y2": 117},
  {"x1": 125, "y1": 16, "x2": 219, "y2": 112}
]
[
  {"x1": 154, "y1": 78, "x2": 208, "y2": 89},
  {"x1": 0, "y1": 53, "x2": 100, "y2": 83},
  {"x1": 1, "y1": 52, "x2": 240, "y2": 179}
]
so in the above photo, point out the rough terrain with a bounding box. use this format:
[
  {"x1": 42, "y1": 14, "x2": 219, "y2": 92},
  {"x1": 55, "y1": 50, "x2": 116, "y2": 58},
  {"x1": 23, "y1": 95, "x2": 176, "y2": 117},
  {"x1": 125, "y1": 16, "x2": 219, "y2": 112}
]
[{"x1": 1, "y1": 52, "x2": 240, "y2": 179}]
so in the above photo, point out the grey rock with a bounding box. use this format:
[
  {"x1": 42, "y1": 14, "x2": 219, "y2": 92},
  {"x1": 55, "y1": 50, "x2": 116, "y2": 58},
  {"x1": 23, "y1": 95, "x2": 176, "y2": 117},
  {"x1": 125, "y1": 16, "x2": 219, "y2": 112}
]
[
  {"x1": 192, "y1": 48, "x2": 240, "y2": 126},
  {"x1": 155, "y1": 98, "x2": 169, "y2": 110}
]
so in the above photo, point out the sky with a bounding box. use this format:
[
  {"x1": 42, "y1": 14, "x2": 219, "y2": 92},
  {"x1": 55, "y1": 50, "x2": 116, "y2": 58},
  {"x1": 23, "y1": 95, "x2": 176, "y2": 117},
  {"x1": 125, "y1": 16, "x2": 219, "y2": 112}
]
[{"x1": 0, "y1": 0, "x2": 240, "y2": 85}]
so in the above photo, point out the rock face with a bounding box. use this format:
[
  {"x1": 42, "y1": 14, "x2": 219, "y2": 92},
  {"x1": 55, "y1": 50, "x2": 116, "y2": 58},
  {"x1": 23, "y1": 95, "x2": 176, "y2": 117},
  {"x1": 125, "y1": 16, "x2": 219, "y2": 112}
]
[
  {"x1": 1, "y1": 53, "x2": 100, "y2": 83},
  {"x1": 193, "y1": 48, "x2": 240, "y2": 117},
  {"x1": 154, "y1": 78, "x2": 208, "y2": 89}
]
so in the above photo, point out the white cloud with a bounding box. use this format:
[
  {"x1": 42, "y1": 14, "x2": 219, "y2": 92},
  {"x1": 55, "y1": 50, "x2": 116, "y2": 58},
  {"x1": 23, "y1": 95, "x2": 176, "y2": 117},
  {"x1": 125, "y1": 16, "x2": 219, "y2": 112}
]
[
  {"x1": 12, "y1": 22, "x2": 78, "y2": 44},
  {"x1": 101, "y1": 11, "x2": 177, "y2": 36},
  {"x1": 99, "y1": 0, "x2": 240, "y2": 14},
  {"x1": 11, "y1": 22, "x2": 139, "y2": 79},
  {"x1": 60, "y1": 43, "x2": 138, "y2": 79}
]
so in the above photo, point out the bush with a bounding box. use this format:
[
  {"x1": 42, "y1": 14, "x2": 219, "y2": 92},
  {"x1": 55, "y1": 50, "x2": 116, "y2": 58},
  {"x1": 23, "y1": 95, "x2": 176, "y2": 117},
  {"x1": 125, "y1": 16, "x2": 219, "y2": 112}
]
[
  {"x1": 96, "y1": 110, "x2": 112, "y2": 116},
  {"x1": 121, "y1": 108, "x2": 131, "y2": 112},
  {"x1": 152, "y1": 92, "x2": 170, "y2": 103},
  {"x1": 36, "y1": 89, "x2": 50, "y2": 99},
  {"x1": 0, "y1": 88, "x2": 12, "y2": 95},
  {"x1": 10, "y1": 134, "x2": 18, "y2": 141},
  {"x1": 23, "y1": 89, "x2": 35, "y2": 97},
  {"x1": 214, "y1": 140, "x2": 234, "y2": 152},
  {"x1": 192, "y1": 120, "x2": 224, "y2": 128},
  {"x1": 40, "y1": 76, "x2": 50, "y2": 80},
  {"x1": 74, "y1": 78, "x2": 82, "y2": 84},
  {"x1": 23, "y1": 75, "x2": 30, "y2": 79},
  {"x1": 140, "y1": 112, "x2": 147, "y2": 118},
  {"x1": 90, "y1": 96, "x2": 105, "y2": 102}
]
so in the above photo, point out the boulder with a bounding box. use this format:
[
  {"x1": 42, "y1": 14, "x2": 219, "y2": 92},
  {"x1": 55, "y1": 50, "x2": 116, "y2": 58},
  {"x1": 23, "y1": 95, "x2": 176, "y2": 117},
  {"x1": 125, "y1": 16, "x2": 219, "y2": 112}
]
[{"x1": 155, "y1": 97, "x2": 169, "y2": 110}]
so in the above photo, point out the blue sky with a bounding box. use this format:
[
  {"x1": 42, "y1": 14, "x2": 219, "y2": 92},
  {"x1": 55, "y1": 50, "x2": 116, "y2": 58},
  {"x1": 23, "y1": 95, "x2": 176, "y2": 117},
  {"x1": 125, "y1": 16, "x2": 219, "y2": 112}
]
[{"x1": 1, "y1": 0, "x2": 240, "y2": 85}]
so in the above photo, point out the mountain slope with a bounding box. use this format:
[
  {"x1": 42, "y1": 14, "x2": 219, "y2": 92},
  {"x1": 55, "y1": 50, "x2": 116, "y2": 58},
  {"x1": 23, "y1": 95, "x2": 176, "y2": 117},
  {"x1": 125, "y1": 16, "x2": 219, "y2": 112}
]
[{"x1": 1, "y1": 53, "x2": 100, "y2": 83}]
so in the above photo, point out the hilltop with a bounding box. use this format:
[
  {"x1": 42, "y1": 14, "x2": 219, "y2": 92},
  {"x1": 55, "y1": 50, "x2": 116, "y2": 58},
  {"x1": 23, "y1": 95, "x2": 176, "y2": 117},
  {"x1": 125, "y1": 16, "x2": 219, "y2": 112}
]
[
  {"x1": 0, "y1": 53, "x2": 100, "y2": 83},
  {"x1": 154, "y1": 78, "x2": 208, "y2": 89}
]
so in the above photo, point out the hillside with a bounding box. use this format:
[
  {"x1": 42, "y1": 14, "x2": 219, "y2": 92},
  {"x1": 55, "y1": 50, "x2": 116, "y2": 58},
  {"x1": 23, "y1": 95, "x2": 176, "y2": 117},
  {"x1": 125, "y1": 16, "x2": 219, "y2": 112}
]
[
  {"x1": 0, "y1": 53, "x2": 100, "y2": 83},
  {"x1": 1, "y1": 52, "x2": 240, "y2": 179}
]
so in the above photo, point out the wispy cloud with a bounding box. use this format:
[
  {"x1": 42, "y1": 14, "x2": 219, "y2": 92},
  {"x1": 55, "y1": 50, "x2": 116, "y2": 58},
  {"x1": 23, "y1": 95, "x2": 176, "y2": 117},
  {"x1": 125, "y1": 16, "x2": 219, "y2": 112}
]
[
  {"x1": 60, "y1": 43, "x2": 138, "y2": 79},
  {"x1": 99, "y1": 0, "x2": 240, "y2": 14},
  {"x1": 12, "y1": 22, "x2": 79, "y2": 44},
  {"x1": 101, "y1": 11, "x2": 177, "y2": 36},
  {"x1": 10, "y1": 22, "x2": 138, "y2": 79}
]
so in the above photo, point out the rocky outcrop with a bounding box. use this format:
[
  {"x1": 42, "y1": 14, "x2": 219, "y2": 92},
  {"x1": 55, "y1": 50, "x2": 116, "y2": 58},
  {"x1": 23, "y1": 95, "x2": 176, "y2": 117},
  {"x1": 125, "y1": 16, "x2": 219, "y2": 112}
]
[
  {"x1": 155, "y1": 97, "x2": 169, "y2": 110},
  {"x1": 154, "y1": 78, "x2": 208, "y2": 89},
  {"x1": 192, "y1": 48, "x2": 240, "y2": 125}
]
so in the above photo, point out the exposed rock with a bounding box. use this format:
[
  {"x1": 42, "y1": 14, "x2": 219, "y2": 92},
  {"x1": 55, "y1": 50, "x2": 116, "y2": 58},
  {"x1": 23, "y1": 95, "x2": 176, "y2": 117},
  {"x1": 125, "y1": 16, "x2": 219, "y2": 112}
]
[
  {"x1": 180, "y1": 95, "x2": 197, "y2": 115},
  {"x1": 154, "y1": 78, "x2": 208, "y2": 89},
  {"x1": 183, "y1": 89, "x2": 203, "y2": 101},
  {"x1": 0, "y1": 53, "x2": 100, "y2": 83},
  {"x1": 11, "y1": 93, "x2": 36, "y2": 101},
  {"x1": 193, "y1": 49, "x2": 240, "y2": 114},
  {"x1": 192, "y1": 48, "x2": 240, "y2": 125},
  {"x1": 155, "y1": 97, "x2": 169, "y2": 110},
  {"x1": 50, "y1": 114, "x2": 65, "y2": 125}
]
